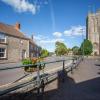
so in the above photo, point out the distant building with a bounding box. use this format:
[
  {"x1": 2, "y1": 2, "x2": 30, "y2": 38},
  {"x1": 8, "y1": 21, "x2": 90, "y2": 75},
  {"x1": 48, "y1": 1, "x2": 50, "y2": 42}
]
[
  {"x1": 68, "y1": 51, "x2": 73, "y2": 55},
  {"x1": 0, "y1": 22, "x2": 40, "y2": 63},
  {"x1": 86, "y1": 9, "x2": 100, "y2": 56}
]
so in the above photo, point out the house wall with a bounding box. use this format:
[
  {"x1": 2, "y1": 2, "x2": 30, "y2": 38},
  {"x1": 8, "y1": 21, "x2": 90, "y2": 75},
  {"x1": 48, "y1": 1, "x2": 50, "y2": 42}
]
[
  {"x1": 29, "y1": 43, "x2": 41, "y2": 58},
  {"x1": 0, "y1": 35, "x2": 29, "y2": 64}
]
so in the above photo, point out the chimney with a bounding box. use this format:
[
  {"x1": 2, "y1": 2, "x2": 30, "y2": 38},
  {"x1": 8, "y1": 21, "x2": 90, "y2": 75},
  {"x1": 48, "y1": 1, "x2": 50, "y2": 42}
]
[
  {"x1": 31, "y1": 34, "x2": 34, "y2": 40},
  {"x1": 15, "y1": 22, "x2": 20, "y2": 30}
]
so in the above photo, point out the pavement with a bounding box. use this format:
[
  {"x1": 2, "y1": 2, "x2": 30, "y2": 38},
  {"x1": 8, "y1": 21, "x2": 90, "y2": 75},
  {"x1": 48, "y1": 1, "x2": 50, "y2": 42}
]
[{"x1": 43, "y1": 58, "x2": 100, "y2": 100}]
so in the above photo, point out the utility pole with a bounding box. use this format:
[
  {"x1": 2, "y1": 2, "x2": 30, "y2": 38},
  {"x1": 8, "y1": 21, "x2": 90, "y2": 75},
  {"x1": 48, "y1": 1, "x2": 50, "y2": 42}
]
[{"x1": 81, "y1": 29, "x2": 84, "y2": 60}]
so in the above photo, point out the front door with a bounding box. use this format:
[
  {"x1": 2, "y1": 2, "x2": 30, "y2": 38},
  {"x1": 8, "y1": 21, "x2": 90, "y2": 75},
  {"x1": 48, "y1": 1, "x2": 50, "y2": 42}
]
[
  {"x1": 22, "y1": 50, "x2": 26, "y2": 60},
  {"x1": 94, "y1": 52, "x2": 97, "y2": 56}
]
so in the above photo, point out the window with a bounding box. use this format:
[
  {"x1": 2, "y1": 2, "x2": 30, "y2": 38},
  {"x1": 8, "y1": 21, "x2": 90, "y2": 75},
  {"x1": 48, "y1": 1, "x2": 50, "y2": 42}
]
[
  {"x1": 0, "y1": 33, "x2": 6, "y2": 43},
  {"x1": 0, "y1": 48, "x2": 6, "y2": 58}
]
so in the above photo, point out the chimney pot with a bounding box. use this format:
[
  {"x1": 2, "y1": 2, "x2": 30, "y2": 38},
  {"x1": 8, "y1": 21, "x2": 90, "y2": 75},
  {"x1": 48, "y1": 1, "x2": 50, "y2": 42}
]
[{"x1": 15, "y1": 22, "x2": 20, "y2": 30}]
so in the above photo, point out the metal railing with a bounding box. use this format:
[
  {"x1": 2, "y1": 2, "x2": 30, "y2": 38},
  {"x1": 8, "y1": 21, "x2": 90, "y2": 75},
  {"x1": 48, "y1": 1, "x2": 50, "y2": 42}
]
[{"x1": 0, "y1": 56, "x2": 83, "y2": 96}]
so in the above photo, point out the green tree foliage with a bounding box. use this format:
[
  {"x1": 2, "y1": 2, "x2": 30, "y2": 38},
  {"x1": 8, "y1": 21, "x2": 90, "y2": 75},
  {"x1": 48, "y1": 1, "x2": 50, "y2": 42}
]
[
  {"x1": 80, "y1": 39, "x2": 93, "y2": 55},
  {"x1": 72, "y1": 46, "x2": 79, "y2": 55},
  {"x1": 55, "y1": 41, "x2": 67, "y2": 56},
  {"x1": 40, "y1": 49, "x2": 49, "y2": 58}
]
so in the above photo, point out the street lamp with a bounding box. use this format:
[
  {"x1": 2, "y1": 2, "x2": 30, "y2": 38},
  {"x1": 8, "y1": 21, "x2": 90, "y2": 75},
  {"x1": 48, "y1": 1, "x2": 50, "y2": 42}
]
[{"x1": 81, "y1": 28, "x2": 84, "y2": 60}]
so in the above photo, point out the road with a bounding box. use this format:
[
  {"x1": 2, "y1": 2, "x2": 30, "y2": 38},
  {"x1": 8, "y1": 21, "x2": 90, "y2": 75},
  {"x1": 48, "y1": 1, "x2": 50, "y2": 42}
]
[{"x1": 0, "y1": 56, "x2": 73, "y2": 86}]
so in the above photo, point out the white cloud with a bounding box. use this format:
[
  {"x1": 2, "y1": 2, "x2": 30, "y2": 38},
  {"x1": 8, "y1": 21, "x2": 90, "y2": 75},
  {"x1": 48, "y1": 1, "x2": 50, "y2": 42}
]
[
  {"x1": 40, "y1": 38, "x2": 64, "y2": 44},
  {"x1": 33, "y1": 34, "x2": 64, "y2": 51},
  {"x1": 30, "y1": 25, "x2": 85, "y2": 51},
  {"x1": 34, "y1": 35, "x2": 64, "y2": 44},
  {"x1": 53, "y1": 32, "x2": 62, "y2": 38},
  {"x1": 34, "y1": 35, "x2": 65, "y2": 51},
  {"x1": 64, "y1": 25, "x2": 86, "y2": 37},
  {"x1": 1, "y1": 0, "x2": 36, "y2": 14}
]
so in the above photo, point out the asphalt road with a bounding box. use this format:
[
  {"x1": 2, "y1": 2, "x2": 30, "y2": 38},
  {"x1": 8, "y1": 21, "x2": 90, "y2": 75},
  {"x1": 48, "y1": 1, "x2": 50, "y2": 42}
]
[{"x1": 0, "y1": 56, "x2": 73, "y2": 86}]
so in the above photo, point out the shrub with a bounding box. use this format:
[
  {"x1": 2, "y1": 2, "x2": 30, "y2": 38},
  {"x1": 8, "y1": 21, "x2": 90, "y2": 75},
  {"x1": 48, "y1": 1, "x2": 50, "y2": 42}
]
[
  {"x1": 22, "y1": 58, "x2": 45, "y2": 72},
  {"x1": 22, "y1": 59, "x2": 32, "y2": 71}
]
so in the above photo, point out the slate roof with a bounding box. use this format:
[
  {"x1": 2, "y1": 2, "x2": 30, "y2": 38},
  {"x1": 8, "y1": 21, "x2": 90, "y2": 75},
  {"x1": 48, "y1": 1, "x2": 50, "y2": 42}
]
[
  {"x1": 0, "y1": 22, "x2": 38, "y2": 46},
  {"x1": 0, "y1": 22, "x2": 28, "y2": 39}
]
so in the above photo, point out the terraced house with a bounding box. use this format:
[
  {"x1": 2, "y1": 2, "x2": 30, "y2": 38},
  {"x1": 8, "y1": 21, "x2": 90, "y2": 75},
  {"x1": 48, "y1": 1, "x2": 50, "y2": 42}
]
[{"x1": 0, "y1": 22, "x2": 40, "y2": 63}]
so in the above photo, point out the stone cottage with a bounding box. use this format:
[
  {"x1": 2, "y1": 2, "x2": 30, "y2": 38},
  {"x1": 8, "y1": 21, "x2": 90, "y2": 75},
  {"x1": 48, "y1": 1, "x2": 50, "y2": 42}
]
[{"x1": 0, "y1": 22, "x2": 40, "y2": 63}]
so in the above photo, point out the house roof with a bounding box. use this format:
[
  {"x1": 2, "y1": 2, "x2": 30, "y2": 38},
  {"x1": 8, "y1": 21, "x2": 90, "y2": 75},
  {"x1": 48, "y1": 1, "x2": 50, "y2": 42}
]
[
  {"x1": 0, "y1": 22, "x2": 39, "y2": 47},
  {"x1": 0, "y1": 22, "x2": 28, "y2": 39},
  {"x1": 29, "y1": 38, "x2": 36, "y2": 45}
]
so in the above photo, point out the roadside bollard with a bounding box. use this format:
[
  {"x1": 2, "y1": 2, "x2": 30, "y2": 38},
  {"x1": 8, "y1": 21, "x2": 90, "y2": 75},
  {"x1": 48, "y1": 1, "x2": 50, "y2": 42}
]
[
  {"x1": 62, "y1": 60, "x2": 65, "y2": 82},
  {"x1": 82, "y1": 56, "x2": 84, "y2": 61},
  {"x1": 75, "y1": 57, "x2": 77, "y2": 68},
  {"x1": 71, "y1": 59, "x2": 74, "y2": 74},
  {"x1": 71, "y1": 66, "x2": 73, "y2": 74}
]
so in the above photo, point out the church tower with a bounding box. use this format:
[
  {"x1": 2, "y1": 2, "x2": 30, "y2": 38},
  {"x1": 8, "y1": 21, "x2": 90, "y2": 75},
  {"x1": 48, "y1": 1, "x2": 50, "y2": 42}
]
[{"x1": 86, "y1": 9, "x2": 100, "y2": 56}]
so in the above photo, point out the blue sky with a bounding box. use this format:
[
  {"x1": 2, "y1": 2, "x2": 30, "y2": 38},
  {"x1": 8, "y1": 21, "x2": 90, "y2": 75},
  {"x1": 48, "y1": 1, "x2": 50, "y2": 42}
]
[{"x1": 0, "y1": 0, "x2": 100, "y2": 52}]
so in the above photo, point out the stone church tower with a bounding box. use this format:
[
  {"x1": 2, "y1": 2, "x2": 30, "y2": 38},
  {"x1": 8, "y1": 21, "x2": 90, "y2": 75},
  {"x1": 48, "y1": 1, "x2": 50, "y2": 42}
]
[{"x1": 86, "y1": 9, "x2": 100, "y2": 56}]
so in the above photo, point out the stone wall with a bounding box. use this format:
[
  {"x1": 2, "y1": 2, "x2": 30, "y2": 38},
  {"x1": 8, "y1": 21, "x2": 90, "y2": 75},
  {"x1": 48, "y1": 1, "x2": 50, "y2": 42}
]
[
  {"x1": 0, "y1": 35, "x2": 29, "y2": 64},
  {"x1": 86, "y1": 11, "x2": 100, "y2": 56}
]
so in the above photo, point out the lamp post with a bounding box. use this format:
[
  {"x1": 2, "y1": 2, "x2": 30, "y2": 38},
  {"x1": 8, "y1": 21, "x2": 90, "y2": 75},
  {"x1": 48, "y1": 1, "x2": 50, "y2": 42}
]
[{"x1": 81, "y1": 29, "x2": 84, "y2": 60}]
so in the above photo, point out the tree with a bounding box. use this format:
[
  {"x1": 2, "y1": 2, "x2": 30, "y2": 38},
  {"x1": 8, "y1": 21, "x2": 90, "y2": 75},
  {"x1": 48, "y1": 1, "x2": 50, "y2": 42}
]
[
  {"x1": 80, "y1": 39, "x2": 93, "y2": 55},
  {"x1": 55, "y1": 41, "x2": 67, "y2": 56},
  {"x1": 40, "y1": 49, "x2": 49, "y2": 58},
  {"x1": 72, "y1": 46, "x2": 79, "y2": 55}
]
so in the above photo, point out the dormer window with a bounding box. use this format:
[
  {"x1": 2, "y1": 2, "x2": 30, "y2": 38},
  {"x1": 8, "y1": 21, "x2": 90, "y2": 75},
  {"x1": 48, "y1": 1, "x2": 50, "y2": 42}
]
[{"x1": 0, "y1": 33, "x2": 6, "y2": 43}]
